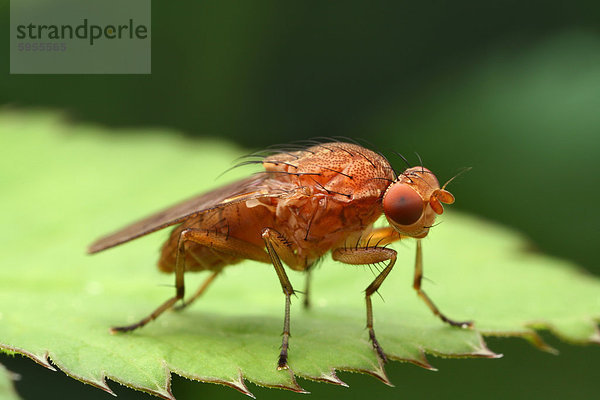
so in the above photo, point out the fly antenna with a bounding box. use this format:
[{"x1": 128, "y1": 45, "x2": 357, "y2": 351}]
[{"x1": 441, "y1": 167, "x2": 472, "y2": 190}]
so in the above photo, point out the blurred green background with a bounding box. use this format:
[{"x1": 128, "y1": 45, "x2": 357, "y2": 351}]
[{"x1": 1, "y1": 0, "x2": 599, "y2": 399}]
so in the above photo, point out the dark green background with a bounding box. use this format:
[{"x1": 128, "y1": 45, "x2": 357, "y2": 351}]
[{"x1": 2, "y1": 1, "x2": 599, "y2": 399}]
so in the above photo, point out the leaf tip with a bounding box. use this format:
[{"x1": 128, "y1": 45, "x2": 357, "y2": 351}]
[
  {"x1": 468, "y1": 334, "x2": 502, "y2": 358},
  {"x1": 415, "y1": 349, "x2": 436, "y2": 370},
  {"x1": 359, "y1": 360, "x2": 393, "y2": 387},
  {"x1": 268, "y1": 367, "x2": 309, "y2": 394},
  {"x1": 227, "y1": 370, "x2": 255, "y2": 399},
  {"x1": 32, "y1": 351, "x2": 57, "y2": 371},
  {"x1": 316, "y1": 369, "x2": 349, "y2": 387},
  {"x1": 472, "y1": 346, "x2": 503, "y2": 359},
  {"x1": 89, "y1": 376, "x2": 117, "y2": 397},
  {"x1": 389, "y1": 348, "x2": 437, "y2": 371},
  {"x1": 0, "y1": 346, "x2": 56, "y2": 372},
  {"x1": 527, "y1": 331, "x2": 559, "y2": 355}
]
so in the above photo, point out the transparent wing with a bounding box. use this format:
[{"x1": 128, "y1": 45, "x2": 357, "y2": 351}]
[{"x1": 88, "y1": 174, "x2": 274, "y2": 254}]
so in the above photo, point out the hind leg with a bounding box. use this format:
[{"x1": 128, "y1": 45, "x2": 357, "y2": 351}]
[{"x1": 111, "y1": 228, "x2": 269, "y2": 333}]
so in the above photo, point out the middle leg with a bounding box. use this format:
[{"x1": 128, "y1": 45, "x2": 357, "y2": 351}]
[
  {"x1": 173, "y1": 269, "x2": 221, "y2": 311},
  {"x1": 332, "y1": 245, "x2": 397, "y2": 363},
  {"x1": 261, "y1": 227, "x2": 305, "y2": 370}
]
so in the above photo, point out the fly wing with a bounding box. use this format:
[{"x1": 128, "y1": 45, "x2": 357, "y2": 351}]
[{"x1": 88, "y1": 174, "x2": 275, "y2": 254}]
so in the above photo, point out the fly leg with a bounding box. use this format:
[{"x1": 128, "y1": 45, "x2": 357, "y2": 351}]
[
  {"x1": 111, "y1": 228, "x2": 270, "y2": 333},
  {"x1": 173, "y1": 269, "x2": 220, "y2": 311},
  {"x1": 414, "y1": 239, "x2": 472, "y2": 328},
  {"x1": 303, "y1": 267, "x2": 312, "y2": 308},
  {"x1": 358, "y1": 230, "x2": 472, "y2": 328},
  {"x1": 302, "y1": 227, "x2": 399, "y2": 310},
  {"x1": 362, "y1": 226, "x2": 403, "y2": 246},
  {"x1": 261, "y1": 227, "x2": 305, "y2": 370},
  {"x1": 332, "y1": 245, "x2": 397, "y2": 363}
]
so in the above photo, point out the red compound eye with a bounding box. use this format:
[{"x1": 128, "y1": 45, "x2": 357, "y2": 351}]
[{"x1": 383, "y1": 183, "x2": 424, "y2": 226}]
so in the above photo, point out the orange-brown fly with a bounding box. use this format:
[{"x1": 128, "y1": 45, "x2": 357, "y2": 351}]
[{"x1": 88, "y1": 141, "x2": 471, "y2": 369}]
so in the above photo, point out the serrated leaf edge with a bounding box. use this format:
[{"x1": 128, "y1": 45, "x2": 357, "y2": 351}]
[
  {"x1": 481, "y1": 318, "x2": 600, "y2": 354},
  {"x1": 4, "y1": 321, "x2": 600, "y2": 399}
]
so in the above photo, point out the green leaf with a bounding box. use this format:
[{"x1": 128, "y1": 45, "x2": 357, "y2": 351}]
[{"x1": 1, "y1": 111, "x2": 599, "y2": 398}]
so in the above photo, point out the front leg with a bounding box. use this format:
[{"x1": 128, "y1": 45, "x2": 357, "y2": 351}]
[
  {"x1": 413, "y1": 239, "x2": 472, "y2": 328},
  {"x1": 332, "y1": 246, "x2": 397, "y2": 363}
]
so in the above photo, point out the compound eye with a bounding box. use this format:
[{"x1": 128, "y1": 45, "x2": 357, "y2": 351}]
[{"x1": 383, "y1": 184, "x2": 424, "y2": 226}]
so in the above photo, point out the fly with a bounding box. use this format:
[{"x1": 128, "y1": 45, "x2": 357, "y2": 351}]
[{"x1": 88, "y1": 141, "x2": 472, "y2": 369}]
